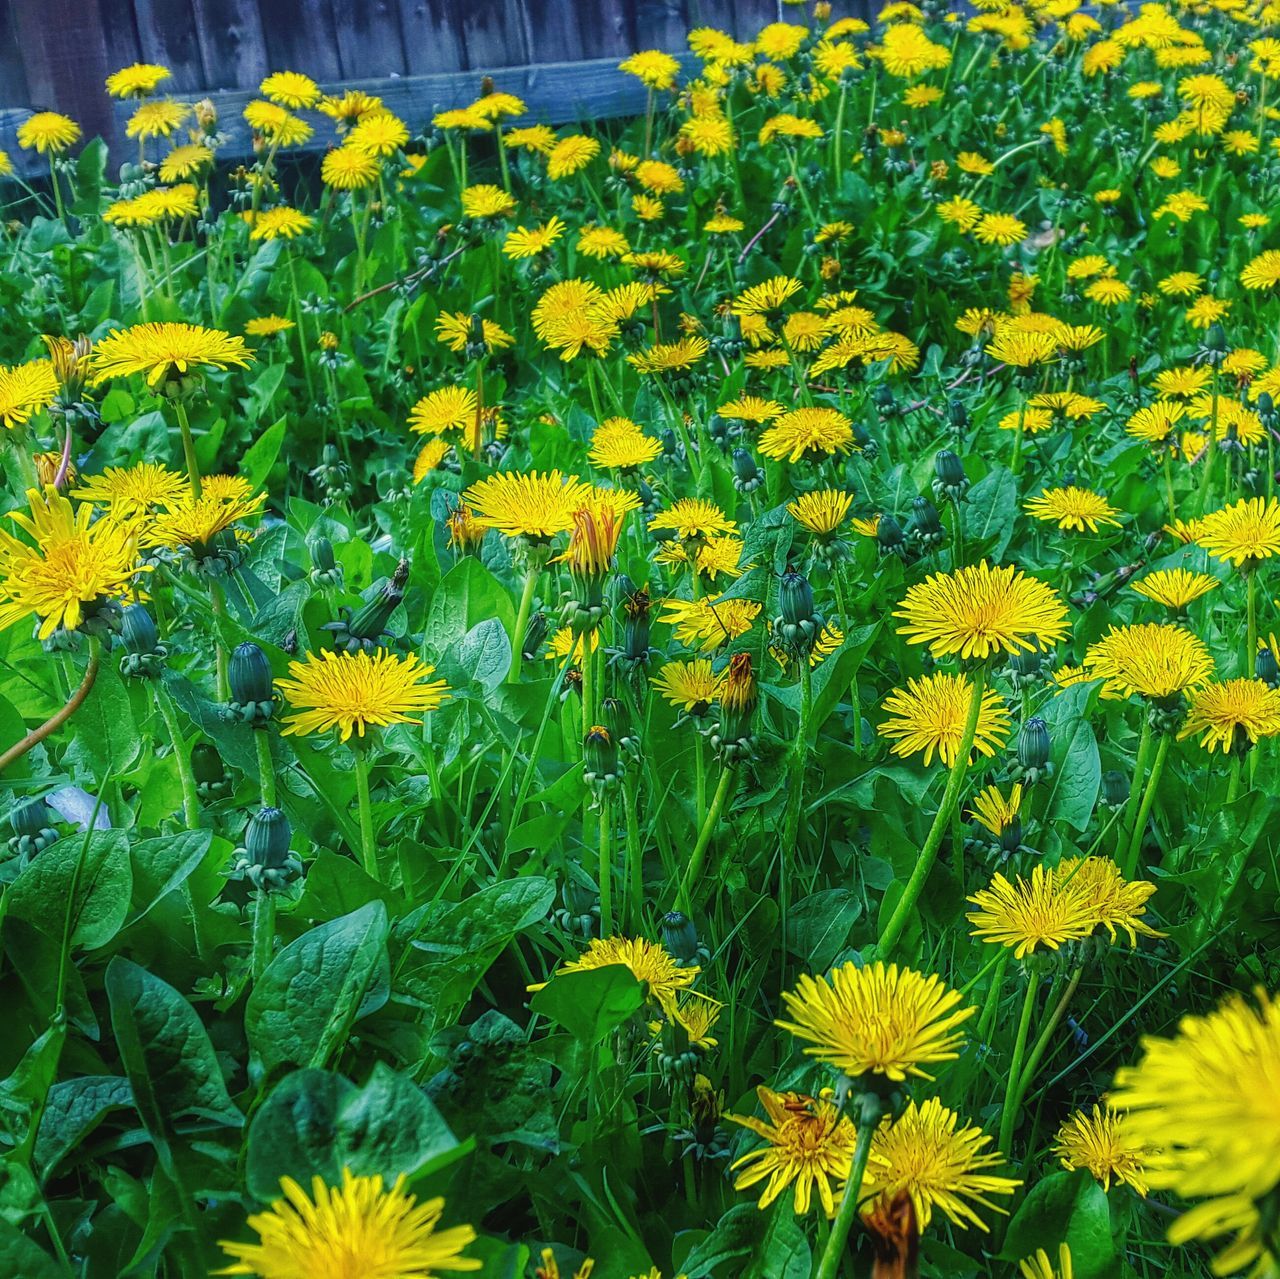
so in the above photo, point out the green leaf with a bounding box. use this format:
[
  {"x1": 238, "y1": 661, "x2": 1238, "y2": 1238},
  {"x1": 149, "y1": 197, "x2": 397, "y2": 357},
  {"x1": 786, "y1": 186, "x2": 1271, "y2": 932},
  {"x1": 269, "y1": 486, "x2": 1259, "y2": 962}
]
[
  {"x1": 1001, "y1": 1171, "x2": 1116, "y2": 1279},
  {"x1": 0, "y1": 1220, "x2": 66, "y2": 1279},
  {"x1": 104, "y1": 958, "x2": 242, "y2": 1175},
  {"x1": 966, "y1": 465, "x2": 1019, "y2": 560},
  {"x1": 245, "y1": 901, "x2": 391, "y2": 1075},
  {"x1": 455, "y1": 618, "x2": 513, "y2": 692},
  {"x1": 242, "y1": 414, "x2": 288, "y2": 490},
  {"x1": 1041, "y1": 690, "x2": 1102, "y2": 833},
  {"x1": 7, "y1": 830, "x2": 131, "y2": 949},
  {"x1": 530, "y1": 965, "x2": 644, "y2": 1043},
  {"x1": 245, "y1": 1063, "x2": 464, "y2": 1200},
  {"x1": 126, "y1": 830, "x2": 214, "y2": 924},
  {"x1": 34, "y1": 1076, "x2": 133, "y2": 1179},
  {"x1": 422, "y1": 559, "x2": 516, "y2": 659},
  {"x1": 65, "y1": 659, "x2": 140, "y2": 777},
  {"x1": 785, "y1": 888, "x2": 863, "y2": 970}
]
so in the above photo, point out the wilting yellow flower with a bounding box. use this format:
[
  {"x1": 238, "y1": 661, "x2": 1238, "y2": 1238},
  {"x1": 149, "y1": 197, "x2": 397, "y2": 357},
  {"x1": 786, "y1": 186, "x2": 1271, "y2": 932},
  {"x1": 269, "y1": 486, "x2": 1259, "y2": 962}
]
[
  {"x1": 1111, "y1": 987, "x2": 1280, "y2": 1277},
  {"x1": 895, "y1": 561, "x2": 1069, "y2": 661},
  {"x1": 464, "y1": 470, "x2": 593, "y2": 540},
  {"x1": 71, "y1": 462, "x2": 188, "y2": 514},
  {"x1": 0, "y1": 360, "x2": 59, "y2": 430},
  {"x1": 0, "y1": 488, "x2": 145, "y2": 639},
  {"x1": 106, "y1": 63, "x2": 171, "y2": 98},
  {"x1": 656, "y1": 535, "x2": 747, "y2": 582},
  {"x1": 1129, "y1": 568, "x2": 1218, "y2": 610},
  {"x1": 278, "y1": 650, "x2": 449, "y2": 741},
  {"x1": 777, "y1": 962, "x2": 972, "y2": 1082},
  {"x1": 878, "y1": 672, "x2": 1011, "y2": 767},
  {"x1": 249, "y1": 206, "x2": 314, "y2": 241},
  {"x1": 17, "y1": 112, "x2": 81, "y2": 154},
  {"x1": 727, "y1": 1086, "x2": 858, "y2": 1216},
  {"x1": 529, "y1": 935, "x2": 696, "y2": 1014},
  {"x1": 217, "y1": 1170, "x2": 478, "y2": 1278},
  {"x1": 89, "y1": 322, "x2": 251, "y2": 389},
  {"x1": 1024, "y1": 487, "x2": 1121, "y2": 532},
  {"x1": 1196, "y1": 497, "x2": 1280, "y2": 567},
  {"x1": 660, "y1": 595, "x2": 760, "y2": 651},
  {"x1": 759, "y1": 407, "x2": 855, "y2": 462},
  {"x1": 434, "y1": 312, "x2": 513, "y2": 354},
  {"x1": 1054, "y1": 1105, "x2": 1149, "y2": 1195},
  {"x1": 966, "y1": 864, "x2": 1096, "y2": 959},
  {"x1": 968, "y1": 782, "x2": 1022, "y2": 837},
  {"x1": 859, "y1": 1098, "x2": 1020, "y2": 1232},
  {"x1": 1177, "y1": 679, "x2": 1280, "y2": 753}
]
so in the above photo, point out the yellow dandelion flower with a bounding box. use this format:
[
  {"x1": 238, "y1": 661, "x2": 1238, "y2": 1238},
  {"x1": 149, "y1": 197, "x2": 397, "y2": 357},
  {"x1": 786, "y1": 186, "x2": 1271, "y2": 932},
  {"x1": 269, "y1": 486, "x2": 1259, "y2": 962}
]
[
  {"x1": 1083, "y1": 622, "x2": 1213, "y2": 700},
  {"x1": 463, "y1": 470, "x2": 593, "y2": 541},
  {"x1": 260, "y1": 70, "x2": 321, "y2": 109},
  {"x1": 71, "y1": 462, "x2": 188, "y2": 514},
  {"x1": 878, "y1": 672, "x2": 1011, "y2": 767},
  {"x1": 1197, "y1": 497, "x2": 1280, "y2": 567},
  {"x1": 1177, "y1": 679, "x2": 1280, "y2": 753},
  {"x1": 106, "y1": 63, "x2": 171, "y2": 99},
  {"x1": 89, "y1": 322, "x2": 251, "y2": 389},
  {"x1": 1129, "y1": 568, "x2": 1218, "y2": 609},
  {"x1": 1054, "y1": 1106, "x2": 1149, "y2": 1195},
  {"x1": 659, "y1": 595, "x2": 760, "y2": 651},
  {"x1": 17, "y1": 112, "x2": 81, "y2": 154},
  {"x1": 759, "y1": 406, "x2": 855, "y2": 462},
  {"x1": 1024, "y1": 487, "x2": 1121, "y2": 532}
]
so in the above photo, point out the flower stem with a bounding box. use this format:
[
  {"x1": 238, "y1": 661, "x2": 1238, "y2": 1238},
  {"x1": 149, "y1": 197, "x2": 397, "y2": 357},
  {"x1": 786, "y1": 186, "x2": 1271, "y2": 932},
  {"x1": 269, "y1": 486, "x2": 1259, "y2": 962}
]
[
  {"x1": 255, "y1": 728, "x2": 277, "y2": 808},
  {"x1": 1246, "y1": 568, "x2": 1258, "y2": 678},
  {"x1": 998, "y1": 972, "x2": 1040, "y2": 1159},
  {"x1": 352, "y1": 743, "x2": 379, "y2": 881},
  {"x1": 251, "y1": 890, "x2": 276, "y2": 981},
  {"x1": 0, "y1": 637, "x2": 100, "y2": 775},
  {"x1": 171, "y1": 398, "x2": 203, "y2": 499},
  {"x1": 598, "y1": 797, "x2": 614, "y2": 937},
  {"x1": 1123, "y1": 731, "x2": 1170, "y2": 877},
  {"x1": 878, "y1": 665, "x2": 987, "y2": 956},
  {"x1": 508, "y1": 565, "x2": 539, "y2": 684},
  {"x1": 1016, "y1": 965, "x2": 1082, "y2": 1099},
  {"x1": 287, "y1": 248, "x2": 316, "y2": 401},
  {"x1": 676, "y1": 764, "x2": 735, "y2": 913},
  {"x1": 813, "y1": 1096, "x2": 881, "y2": 1279}
]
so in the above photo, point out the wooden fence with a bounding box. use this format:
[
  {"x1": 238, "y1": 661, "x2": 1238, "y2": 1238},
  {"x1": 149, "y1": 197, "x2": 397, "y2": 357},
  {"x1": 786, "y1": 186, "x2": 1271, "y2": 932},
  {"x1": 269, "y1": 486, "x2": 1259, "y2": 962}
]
[{"x1": 0, "y1": 0, "x2": 780, "y2": 177}]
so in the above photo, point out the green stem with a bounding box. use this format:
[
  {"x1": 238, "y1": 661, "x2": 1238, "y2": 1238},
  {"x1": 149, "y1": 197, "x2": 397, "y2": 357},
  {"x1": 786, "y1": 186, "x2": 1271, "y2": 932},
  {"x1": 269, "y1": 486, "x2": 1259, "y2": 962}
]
[
  {"x1": 1246, "y1": 569, "x2": 1258, "y2": 679},
  {"x1": 251, "y1": 890, "x2": 276, "y2": 981},
  {"x1": 171, "y1": 398, "x2": 202, "y2": 499},
  {"x1": 255, "y1": 729, "x2": 277, "y2": 808},
  {"x1": 598, "y1": 797, "x2": 614, "y2": 937},
  {"x1": 1016, "y1": 966, "x2": 1082, "y2": 1099},
  {"x1": 208, "y1": 580, "x2": 230, "y2": 701},
  {"x1": 1124, "y1": 731, "x2": 1171, "y2": 877},
  {"x1": 353, "y1": 743, "x2": 379, "y2": 881},
  {"x1": 812, "y1": 1097, "x2": 881, "y2": 1279},
  {"x1": 675, "y1": 765, "x2": 735, "y2": 912},
  {"x1": 1121, "y1": 717, "x2": 1154, "y2": 857},
  {"x1": 998, "y1": 972, "x2": 1040, "y2": 1159},
  {"x1": 154, "y1": 682, "x2": 199, "y2": 830},
  {"x1": 508, "y1": 565, "x2": 540, "y2": 684},
  {"x1": 287, "y1": 248, "x2": 316, "y2": 401},
  {"x1": 878, "y1": 665, "x2": 987, "y2": 956}
]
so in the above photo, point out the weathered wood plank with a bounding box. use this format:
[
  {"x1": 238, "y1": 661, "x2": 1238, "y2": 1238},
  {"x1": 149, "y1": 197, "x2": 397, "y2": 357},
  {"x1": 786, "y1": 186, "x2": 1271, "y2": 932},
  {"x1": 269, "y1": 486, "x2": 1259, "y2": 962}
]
[
  {"x1": 0, "y1": 0, "x2": 32, "y2": 108},
  {"x1": 190, "y1": 0, "x2": 269, "y2": 90},
  {"x1": 97, "y1": 0, "x2": 146, "y2": 77},
  {"x1": 457, "y1": 0, "x2": 531, "y2": 71},
  {"x1": 331, "y1": 0, "x2": 408, "y2": 80},
  {"x1": 255, "y1": 0, "x2": 343, "y2": 82},
  {"x1": 396, "y1": 0, "x2": 468, "y2": 76},
  {"x1": 128, "y1": 0, "x2": 209, "y2": 89},
  {"x1": 630, "y1": 0, "x2": 691, "y2": 53}
]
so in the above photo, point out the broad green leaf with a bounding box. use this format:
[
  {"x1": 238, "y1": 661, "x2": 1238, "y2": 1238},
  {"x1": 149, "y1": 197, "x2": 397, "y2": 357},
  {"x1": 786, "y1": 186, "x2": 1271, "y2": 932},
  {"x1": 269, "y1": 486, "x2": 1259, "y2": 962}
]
[
  {"x1": 7, "y1": 830, "x2": 131, "y2": 949},
  {"x1": 105, "y1": 958, "x2": 242, "y2": 1175},
  {"x1": 966, "y1": 465, "x2": 1019, "y2": 560},
  {"x1": 422, "y1": 559, "x2": 516, "y2": 659},
  {"x1": 1001, "y1": 1171, "x2": 1116, "y2": 1279},
  {"x1": 242, "y1": 414, "x2": 287, "y2": 489},
  {"x1": 245, "y1": 1063, "x2": 464, "y2": 1200},
  {"x1": 65, "y1": 659, "x2": 140, "y2": 777},
  {"x1": 246, "y1": 901, "x2": 390, "y2": 1075},
  {"x1": 34, "y1": 1076, "x2": 133, "y2": 1179},
  {"x1": 126, "y1": 830, "x2": 214, "y2": 924},
  {"x1": 530, "y1": 965, "x2": 644, "y2": 1043},
  {"x1": 785, "y1": 888, "x2": 863, "y2": 970},
  {"x1": 0, "y1": 1220, "x2": 66, "y2": 1279}
]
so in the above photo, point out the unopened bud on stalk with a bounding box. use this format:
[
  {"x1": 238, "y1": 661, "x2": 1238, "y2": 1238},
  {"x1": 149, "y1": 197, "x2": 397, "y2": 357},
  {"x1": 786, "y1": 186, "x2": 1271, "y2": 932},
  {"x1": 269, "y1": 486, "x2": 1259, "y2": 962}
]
[
  {"x1": 732, "y1": 448, "x2": 762, "y2": 494},
  {"x1": 558, "y1": 505, "x2": 622, "y2": 634},
  {"x1": 711, "y1": 653, "x2": 757, "y2": 764},
  {"x1": 1257, "y1": 643, "x2": 1280, "y2": 688},
  {"x1": 522, "y1": 610, "x2": 548, "y2": 662},
  {"x1": 933, "y1": 449, "x2": 969, "y2": 501},
  {"x1": 323, "y1": 559, "x2": 408, "y2": 652},
  {"x1": 876, "y1": 513, "x2": 907, "y2": 559},
  {"x1": 7, "y1": 796, "x2": 59, "y2": 860},
  {"x1": 227, "y1": 641, "x2": 275, "y2": 724},
  {"x1": 910, "y1": 496, "x2": 945, "y2": 550},
  {"x1": 1101, "y1": 769, "x2": 1129, "y2": 810},
  {"x1": 583, "y1": 724, "x2": 622, "y2": 800},
  {"x1": 119, "y1": 603, "x2": 167, "y2": 678},
  {"x1": 661, "y1": 911, "x2": 701, "y2": 963}
]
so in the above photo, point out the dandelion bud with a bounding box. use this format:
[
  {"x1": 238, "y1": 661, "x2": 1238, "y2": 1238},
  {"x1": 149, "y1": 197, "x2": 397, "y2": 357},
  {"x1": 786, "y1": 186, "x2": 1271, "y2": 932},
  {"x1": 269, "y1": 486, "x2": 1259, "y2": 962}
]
[
  {"x1": 447, "y1": 504, "x2": 485, "y2": 555},
  {"x1": 602, "y1": 696, "x2": 640, "y2": 761},
  {"x1": 324, "y1": 560, "x2": 408, "y2": 653},
  {"x1": 1101, "y1": 769, "x2": 1129, "y2": 810},
  {"x1": 1257, "y1": 643, "x2": 1279, "y2": 688},
  {"x1": 193, "y1": 742, "x2": 231, "y2": 800},
  {"x1": 522, "y1": 610, "x2": 548, "y2": 662},
  {"x1": 617, "y1": 582, "x2": 654, "y2": 666},
  {"x1": 558, "y1": 504, "x2": 622, "y2": 634},
  {"x1": 933, "y1": 449, "x2": 969, "y2": 501},
  {"x1": 910, "y1": 496, "x2": 945, "y2": 550},
  {"x1": 1257, "y1": 391, "x2": 1277, "y2": 428},
  {"x1": 876, "y1": 513, "x2": 907, "y2": 559},
  {"x1": 308, "y1": 534, "x2": 343, "y2": 589},
  {"x1": 732, "y1": 448, "x2": 762, "y2": 493},
  {"x1": 774, "y1": 571, "x2": 824, "y2": 657},
  {"x1": 711, "y1": 653, "x2": 757, "y2": 764},
  {"x1": 245, "y1": 806, "x2": 292, "y2": 871},
  {"x1": 7, "y1": 796, "x2": 59, "y2": 860},
  {"x1": 583, "y1": 725, "x2": 622, "y2": 800},
  {"x1": 661, "y1": 911, "x2": 701, "y2": 963},
  {"x1": 194, "y1": 98, "x2": 218, "y2": 133},
  {"x1": 947, "y1": 399, "x2": 969, "y2": 435},
  {"x1": 121, "y1": 603, "x2": 159, "y2": 656},
  {"x1": 227, "y1": 641, "x2": 275, "y2": 724}
]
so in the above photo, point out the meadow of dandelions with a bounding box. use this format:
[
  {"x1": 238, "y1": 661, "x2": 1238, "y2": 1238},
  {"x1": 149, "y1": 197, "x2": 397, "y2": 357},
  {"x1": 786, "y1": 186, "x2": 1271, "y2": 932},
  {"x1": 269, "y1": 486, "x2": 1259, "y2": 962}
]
[{"x1": 0, "y1": 2, "x2": 1279, "y2": 1277}]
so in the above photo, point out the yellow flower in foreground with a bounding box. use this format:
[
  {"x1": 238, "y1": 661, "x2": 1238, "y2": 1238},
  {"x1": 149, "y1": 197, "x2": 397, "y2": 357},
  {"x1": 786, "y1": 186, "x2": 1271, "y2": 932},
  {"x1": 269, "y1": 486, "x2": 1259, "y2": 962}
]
[
  {"x1": 217, "y1": 1170, "x2": 479, "y2": 1278},
  {"x1": 1177, "y1": 679, "x2": 1280, "y2": 753},
  {"x1": 0, "y1": 488, "x2": 144, "y2": 639},
  {"x1": 72, "y1": 462, "x2": 188, "y2": 514},
  {"x1": 89, "y1": 322, "x2": 252, "y2": 389},
  {"x1": 106, "y1": 63, "x2": 171, "y2": 99},
  {"x1": 463, "y1": 470, "x2": 592, "y2": 540},
  {"x1": 1111, "y1": 987, "x2": 1280, "y2": 1277},
  {"x1": 895, "y1": 561, "x2": 1069, "y2": 661},
  {"x1": 788, "y1": 489, "x2": 854, "y2": 536},
  {"x1": 1129, "y1": 568, "x2": 1218, "y2": 610},
  {"x1": 1024, "y1": 487, "x2": 1121, "y2": 533},
  {"x1": 1054, "y1": 1105, "x2": 1149, "y2": 1195},
  {"x1": 776, "y1": 961, "x2": 973, "y2": 1082},
  {"x1": 878, "y1": 673, "x2": 1011, "y2": 767},
  {"x1": 321, "y1": 146, "x2": 380, "y2": 190},
  {"x1": 759, "y1": 407, "x2": 855, "y2": 463},
  {"x1": 528, "y1": 936, "x2": 696, "y2": 1014},
  {"x1": 652, "y1": 659, "x2": 720, "y2": 713},
  {"x1": 649, "y1": 498, "x2": 736, "y2": 540},
  {"x1": 727, "y1": 1086, "x2": 858, "y2": 1216},
  {"x1": 144, "y1": 492, "x2": 267, "y2": 551},
  {"x1": 0, "y1": 360, "x2": 59, "y2": 430},
  {"x1": 659, "y1": 596, "x2": 761, "y2": 651},
  {"x1": 859, "y1": 1097, "x2": 1020, "y2": 1232},
  {"x1": 1082, "y1": 622, "x2": 1213, "y2": 700},
  {"x1": 1019, "y1": 1244, "x2": 1073, "y2": 1279},
  {"x1": 1197, "y1": 497, "x2": 1280, "y2": 567},
  {"x1": 17, "y1": 112, "x2": 81, "y2": 153},
  {"x1": 966, "y1": 864, "x2": 1095, "y2": 959},
  {"x1": 278, "y1": 650, "x2": 450, "y2": 740},
  {"x1": 249, "y1": 206, "x2": 315, "y2": 241}
]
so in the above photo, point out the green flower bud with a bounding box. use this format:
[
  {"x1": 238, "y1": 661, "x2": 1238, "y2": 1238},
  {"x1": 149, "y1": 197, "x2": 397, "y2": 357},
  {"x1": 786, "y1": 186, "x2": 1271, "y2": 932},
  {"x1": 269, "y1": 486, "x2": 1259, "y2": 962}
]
[
  {"x1": 1101, "y1": 769, "x2": 1129, "y2": 810},
  {"x1": 324, "y1": 558, "x2": 408, "y2": 652},
  {"x1": 661, "y1": 911, "x2": 700, "y2": 963},
  {"x1": 522, "y1": 610, "x2": 549, "y2": 662},
  {"x1": 245, "y1": 806, "x2": 292, "y2": 870},
  {"x1": 227, "y1": 642, "x2": 275, "y2": 726},
  {"x1": 876, "y1": 513, "x2": 907, "y2": 558},
  {"x1": 583, "y1": 725, "x2": 622, "y2": 800},
  {"x1": 1018, "y1": 717, "x2": 1051, "y2": 771},
  {"x1": 1257, "y1": 644, "x2": 1280, "y2": 688},
  {"x1": 121, "y1": 604, "x2": 159, "y2": 656}
]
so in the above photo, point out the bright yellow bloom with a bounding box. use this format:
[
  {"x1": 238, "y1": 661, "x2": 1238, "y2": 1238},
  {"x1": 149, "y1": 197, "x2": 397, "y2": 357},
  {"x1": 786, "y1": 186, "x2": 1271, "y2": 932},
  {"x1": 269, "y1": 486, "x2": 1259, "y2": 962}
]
[
  {"x1": 966, "y1": 863, "x2": 1096, "y2": 959},
  {"x1": 619, "y1": 49, "x2": 682, "y2": 89},
  {"x1": 502, "y1": 217, "x2": 567, "y2": 259},
  {"x1": 347, "y1": 111, "x2": 409, "y2": 157},
  {"x1": 17, "y1": 112, "x2": 81, "y2": 154},
  {"x1": 0, "y1": 360, "x2": 59, "y2": 430},
  {"x1": 878, "y1": 673, "x2": 1011, "y2": 767},
  {"x1": 125, "y1": 99, "x2": 189, "y2": 141},
  {"x1": 0, "y1": 488, "x2": 144, "y2": 639},
  {"x1": 1024, "y1": 487, "x2": 1121, "y2": 532},
  {"x1": 408, "y1": 386, "x2": 477, "y2": 435},
  {"x1": 1197, "y1": 497, "x2": 1280, "y2": 567},
  {"x1": 759, "y1": 407, "x2": 855, "y2": 462},
  {"x1": 463, "y1": 471, "x2": 593, "y2": 540},
  {"x1": 788, "y1": 489, "x2": 853, "y2": 536},
  {"x1": 260, "y1": 70, "x2": 321, "y2": 109},
  {"x1": 895, "y1": 561, "x2": 1069, "y2": 661},
  {"x1": 106, "y1": 63, "x2": 171, "y2": 98},
  {"x1": 1177, "y1": 679, "x2": 1280, "y2": 753},
  {"x1": 277, "y1": 650, "x2": 449, "y2": 741},
  {"x1": 144, "y1": 491, "x2": 266, "y2": 551},
  {"x1": 727, "y1": 1087, "x2": 858, "y2": 1216},
  {"x1": 1054, "y1": 1105, "x2": 1149, "y2": 1195},
  {"x1": 320, "y1": 146, "x2": 380, "y2": 190},
  {"x1": 968, "y1": 782, "x2": 1022, "y2": 837},
  {"x1": 89, "y1": 323, "x2": 252, "y2": 389},
  {"x1": 776, "y1": 962, "x2": 973, "y2": 1082},
  {"x1": 659, "y1": 595, "x2": 760, "y2": 651},
  {"x1": 528, "y1": 936, "x2": 696, "y2": 1014},
  {"x1": 1083, "y1": 622, "x2": 1213, "y2": 700},
  {"x1": 547, "y1": 135, "x2": 600, "y2": 179},
  {"x1": 649, "y1": 499, "x2": 736, "y2": 540},
  {"x1": 249, "y1": 206, "x2": 314, "y2": 241},
  {"x1": 653, "y1": 659, "x2": 720, "y2": 712},
  {"x1": 71, "y1": 462, "x2": 188, "y2": 515},
  {"x1": 1129, "y1": 568, "x2": 1218, "y2": 609},
  {"x1": 217, "y1": 1170, "x2": 478, "y2": 1278},
  {"x1": 1019, "y1": 1244, "x2": 1073, "y2": 1279}
]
